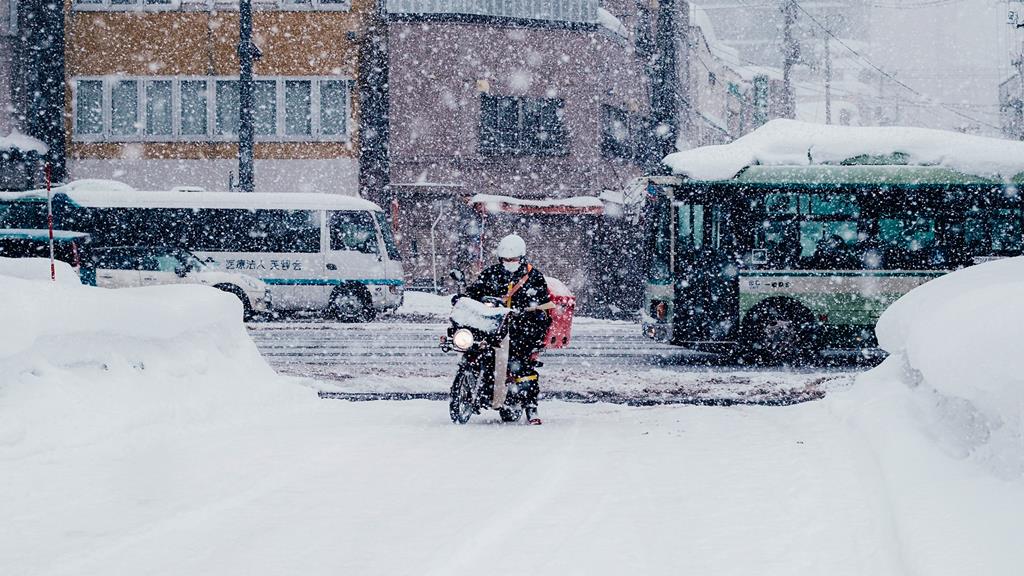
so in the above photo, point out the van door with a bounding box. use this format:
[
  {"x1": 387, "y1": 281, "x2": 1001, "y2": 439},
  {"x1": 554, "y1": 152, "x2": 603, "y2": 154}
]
[
  {"x1": 373, "y1": 210, "x2": 404, "y2": 307},
  {"x1": 326, "y1": 210, "x2": 387, "y2": 307}
]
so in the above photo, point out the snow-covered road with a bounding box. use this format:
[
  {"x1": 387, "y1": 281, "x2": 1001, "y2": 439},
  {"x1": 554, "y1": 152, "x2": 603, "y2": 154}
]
[
  {"x1": 248, "y1": 319, "x2": 857, "y2": 406},
  {"x1": 4, "y1": 398, "x2": 912, "y2": 576}
]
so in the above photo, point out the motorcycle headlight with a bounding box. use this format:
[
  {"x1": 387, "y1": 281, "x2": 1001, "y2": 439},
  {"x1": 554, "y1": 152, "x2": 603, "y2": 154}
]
[{"x1": 452, "y1": 328, "x2": 474, "y2": 351}]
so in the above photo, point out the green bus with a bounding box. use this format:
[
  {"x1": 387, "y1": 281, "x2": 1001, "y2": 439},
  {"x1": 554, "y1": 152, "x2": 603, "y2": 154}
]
[{"x1": 639, "y1": 164, "x2": 1023, "y2": 362}]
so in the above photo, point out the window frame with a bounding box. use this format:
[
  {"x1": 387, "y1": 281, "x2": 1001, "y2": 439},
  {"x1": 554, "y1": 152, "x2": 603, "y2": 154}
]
[
  {"x1": 72, "y1": 76, "x2": 107, "y2": 141},
  {"x1": 71, "y1": 75, "x2": 353, "y2": 143},
  {"x1": 479, "y1": 93, "x2": 568, "y2": 157}
]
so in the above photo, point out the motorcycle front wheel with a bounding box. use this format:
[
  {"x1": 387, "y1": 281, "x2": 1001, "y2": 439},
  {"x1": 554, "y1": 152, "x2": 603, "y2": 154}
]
[{"x1": 449, "y1": 369, "x2": 476, "y2": 424}]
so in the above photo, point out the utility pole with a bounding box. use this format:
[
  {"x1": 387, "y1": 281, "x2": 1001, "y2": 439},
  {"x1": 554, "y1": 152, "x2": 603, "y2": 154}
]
[
  {"x1": 238, "y1": 0, "x2": 260, "y2": 193},
  {"x1": 651, "y1": 0, "x2": 679, "y2": 157},
  {"x1": 781, "y1": 0, "x2": 798, "y2": 119},
  {"x1": 824, "y1": 33, "x2": 832, "y2": 124}
]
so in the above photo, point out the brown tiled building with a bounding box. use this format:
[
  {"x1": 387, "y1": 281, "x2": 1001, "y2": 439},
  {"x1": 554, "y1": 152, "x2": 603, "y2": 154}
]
[{"x1": 64, "y1": 0, "x2": 370, "y2": 193}]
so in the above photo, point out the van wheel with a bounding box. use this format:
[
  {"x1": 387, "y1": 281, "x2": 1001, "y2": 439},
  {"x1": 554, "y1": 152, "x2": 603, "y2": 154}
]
[
  {"x1": 215, "y1": 284, "x2": 254, "y2": 321},
  {"x1": 330, "y1": 286, "x2": 375, "y2": 322},
  {"x1": 740, "y1": 298, "x2": 819, "y2": 365}
]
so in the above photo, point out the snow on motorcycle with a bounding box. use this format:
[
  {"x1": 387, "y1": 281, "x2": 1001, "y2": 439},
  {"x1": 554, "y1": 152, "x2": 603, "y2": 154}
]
[{"x1": 439, "y1": 294, "x2": 536, "y2": 424}]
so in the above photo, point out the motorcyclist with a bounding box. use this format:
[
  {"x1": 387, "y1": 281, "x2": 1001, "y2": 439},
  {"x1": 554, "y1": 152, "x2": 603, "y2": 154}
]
[{"x1": 465, "y1": 234, "x2": 552, "y2": 425}]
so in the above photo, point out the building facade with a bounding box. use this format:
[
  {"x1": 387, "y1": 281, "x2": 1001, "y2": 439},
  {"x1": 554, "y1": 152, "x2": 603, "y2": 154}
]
[
  {"x1": 64, "y1": 0, "x2": 371, "y2": 194},
  {"x1": 383, "y1": 0, "x2": 672, "y2": 301}
]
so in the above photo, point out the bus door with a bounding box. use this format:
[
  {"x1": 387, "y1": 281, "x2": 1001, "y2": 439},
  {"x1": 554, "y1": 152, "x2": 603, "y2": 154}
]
[
  {"x1": 326, "y1": 210, "x2": 388, "y2": 305},
  {"x1": 672, "y1": 200, "x2": 740, "y2": 343}
]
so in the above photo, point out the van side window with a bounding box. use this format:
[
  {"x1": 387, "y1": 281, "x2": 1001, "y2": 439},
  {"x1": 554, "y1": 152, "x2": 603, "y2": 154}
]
[
  {"x1": 95, "y1": 248, "x2": 138, "y2": 270},
  {"x1": 329, "y1": 211, "x2": 378, "y2": 254}
]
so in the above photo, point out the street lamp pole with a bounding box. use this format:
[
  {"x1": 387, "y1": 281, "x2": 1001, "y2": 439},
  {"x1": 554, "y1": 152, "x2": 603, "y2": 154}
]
[{"x1": 238, "y1": 0, "x2": 256, "y2": 193}]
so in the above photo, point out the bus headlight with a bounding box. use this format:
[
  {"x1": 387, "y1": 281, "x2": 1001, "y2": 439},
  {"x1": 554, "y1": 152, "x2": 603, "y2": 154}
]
[{"x1": 452, "y1": 329, "x2": 474, "y2": 351}]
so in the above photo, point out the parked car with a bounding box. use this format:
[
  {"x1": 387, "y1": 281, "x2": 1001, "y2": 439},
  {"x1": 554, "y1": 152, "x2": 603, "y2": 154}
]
[
  {"x1": 92, "y1": 246, "x2": 272, "y2": 319},
  {"x1": 0, "y1": 228, "x2": 96, "y2": 285}
]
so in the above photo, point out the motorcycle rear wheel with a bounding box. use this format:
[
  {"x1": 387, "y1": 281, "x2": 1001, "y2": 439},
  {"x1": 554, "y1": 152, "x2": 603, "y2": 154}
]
[{"x1": 449, "y1": 370, "x2": 476, "y2": 424}]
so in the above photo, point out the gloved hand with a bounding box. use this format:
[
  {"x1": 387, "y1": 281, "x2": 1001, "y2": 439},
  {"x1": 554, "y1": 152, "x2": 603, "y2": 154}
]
[{"x1": 450, "y1": 294, "x2": 461, "y2": 306}]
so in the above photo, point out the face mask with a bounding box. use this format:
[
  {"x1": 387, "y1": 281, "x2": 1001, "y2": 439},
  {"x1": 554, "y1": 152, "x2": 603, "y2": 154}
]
[{"x1": 502, "y1": 260, "x2": 521, "y2": 273}]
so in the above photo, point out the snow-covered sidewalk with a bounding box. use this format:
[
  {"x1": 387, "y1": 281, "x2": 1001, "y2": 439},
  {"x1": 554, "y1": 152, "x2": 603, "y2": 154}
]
[{"x1": 3, "y1": 259, "x2": 1023, "y2": 575}]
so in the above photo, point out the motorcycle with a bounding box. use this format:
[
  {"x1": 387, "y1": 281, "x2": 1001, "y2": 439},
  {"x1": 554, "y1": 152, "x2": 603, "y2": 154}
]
[{"x1": 440, "y1": 272, "x2": 537, "y2": 424}]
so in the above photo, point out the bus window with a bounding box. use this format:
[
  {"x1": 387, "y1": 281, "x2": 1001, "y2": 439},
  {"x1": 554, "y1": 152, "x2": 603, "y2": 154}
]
[
  {"x1": 330, "y1": 211, "x2": 379, "y2": 254},
  {"x1": 875, "y1": 216, "x2": 938, "y2": 269},
  {"x1": 255, "y1": 210, "x2": 320, "y2": 253},
  {"x1": 676, "y1": 203, "x2": 705, "y2": 249},
  {"x1": 964, "y1": 208, "x2": 1022, "y2": 256}
]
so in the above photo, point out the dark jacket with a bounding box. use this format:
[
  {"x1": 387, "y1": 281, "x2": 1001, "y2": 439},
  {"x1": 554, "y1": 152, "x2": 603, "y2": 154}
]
[{"x1": 467, "y1": 260, "x2": 552, "y2": 349}]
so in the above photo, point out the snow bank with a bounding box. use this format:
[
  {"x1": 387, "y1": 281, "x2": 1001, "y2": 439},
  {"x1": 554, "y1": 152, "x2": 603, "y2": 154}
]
[
  {"x1": 0, "y1": 130, "x2": 47, "y2": 154},
  {"x1": 0, "y1": 276, "x2": 310, "y2": 459},
  {"x1": 869, "y1": 256, "x2": 1024, "y2": 477},
  {"x1": 394, "y1": 290, "x2": 452, "y2": 319},
  {"x1": 0, "y1": 257, "x2": 80, "y2": 285},
  {"x1": 664, "y1": 119, "x2": 1024, "y2": 181}
]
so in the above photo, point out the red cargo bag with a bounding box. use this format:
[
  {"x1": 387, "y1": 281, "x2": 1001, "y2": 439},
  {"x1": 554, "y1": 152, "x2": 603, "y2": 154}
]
[{"x1": 543, "y1": 276, "x2": 575, "y2": 349}]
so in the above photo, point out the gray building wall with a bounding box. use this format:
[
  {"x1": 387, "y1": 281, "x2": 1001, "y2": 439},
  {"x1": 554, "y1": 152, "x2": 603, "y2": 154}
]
[
  {"x1": 386, "y1": 12, "x2": 655, "y2": 296},
  {"x1": 0, "y1": 0, "x2": 15, "y2": 136}
]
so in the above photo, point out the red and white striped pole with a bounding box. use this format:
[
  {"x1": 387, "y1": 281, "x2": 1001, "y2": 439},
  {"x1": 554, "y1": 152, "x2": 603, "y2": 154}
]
[{"x1": 46, "y1": 163, "x2": 55, "y2": 282}]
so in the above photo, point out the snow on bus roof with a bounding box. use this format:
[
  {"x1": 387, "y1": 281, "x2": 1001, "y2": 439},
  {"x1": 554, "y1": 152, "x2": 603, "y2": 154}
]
[
  {"x1": 663, "y1": 119, "x2": 1024, "y2": 182},
  {"x1": 2, "y1": 181, "x2": 383, "y2": 212}
]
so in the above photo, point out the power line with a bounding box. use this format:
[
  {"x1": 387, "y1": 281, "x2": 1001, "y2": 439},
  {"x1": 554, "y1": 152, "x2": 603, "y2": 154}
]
[{"x1": 790, "y1": 0, "x2": 1002, "y2": 130}]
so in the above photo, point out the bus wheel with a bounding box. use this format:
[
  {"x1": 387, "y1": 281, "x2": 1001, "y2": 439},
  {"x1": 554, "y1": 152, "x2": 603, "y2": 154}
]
[
  {"x1": 215, "y1": 284, "x2": 254, "y2": 321},
  {"x1": 741, "y1": 299, "x2": 818, "y2": 365},
  {"x1": 330, "y1": 286, "x2": 375, "y2": 322}
]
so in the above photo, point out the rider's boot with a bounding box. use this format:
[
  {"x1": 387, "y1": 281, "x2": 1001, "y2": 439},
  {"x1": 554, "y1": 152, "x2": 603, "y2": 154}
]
[{"x1": 525, "y1": 405, "x2": 542, "y2": 425}]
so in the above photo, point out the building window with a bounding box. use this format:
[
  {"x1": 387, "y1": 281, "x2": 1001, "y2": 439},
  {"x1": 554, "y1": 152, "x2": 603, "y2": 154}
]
[
  {"x1": 180, "y1": 80, "x2": 209, "y2": 136},
  {"x1": 145, "y1": 80, "x2": 173, "y2": 136},
  {"x1": 7, "y1": 0, "x2": 18, "y2": 35},
  {"x1": 320, "y1": 79, "x2": 349, "y2": 136},
  {"x1": 601, "y1": 105, "x2": 631, "y2": 159},
  {"x1": 75, "y1": 80, "x2": 104, "y2": 135},
  {"x1": 110, "y1": 79, "x2": 140, "y2": 136},
  {"x1": 285, "y1": 80, "x2": 312, "y2": 136},
  {"x1": 215, "y1": 80, "x2": 240, "y2": 136},
  {"x1": 479, "y1": 94, "x2": 567, "y2": 156},
  {"x1": 73, "y1": 76, "x2": 352, "y2": 142},
  {"x1": 254, "y1": 80, "x2": 277, "y2": 136}
]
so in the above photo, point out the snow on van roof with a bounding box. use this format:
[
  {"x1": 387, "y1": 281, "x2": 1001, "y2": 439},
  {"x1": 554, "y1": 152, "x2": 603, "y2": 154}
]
[
  {"x1": 4, "y1": 182, "x2": 383, "y2": 212},
  {"x1": 663, "y1": 119, "x2": 1024, "y2": 182},
  {"x1": 0, "y1": 130, "x2": 48, "y2": 154}
]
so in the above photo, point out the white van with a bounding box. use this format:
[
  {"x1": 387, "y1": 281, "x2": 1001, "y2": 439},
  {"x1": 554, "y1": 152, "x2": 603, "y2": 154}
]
[{"x1": 0, "y1": 186, "x2": 404, "y2": 321}]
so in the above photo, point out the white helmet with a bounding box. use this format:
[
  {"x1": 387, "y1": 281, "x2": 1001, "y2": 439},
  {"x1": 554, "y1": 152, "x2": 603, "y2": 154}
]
[{"x1": 495, "y1": 234, "x2": 526, "y2": 259}]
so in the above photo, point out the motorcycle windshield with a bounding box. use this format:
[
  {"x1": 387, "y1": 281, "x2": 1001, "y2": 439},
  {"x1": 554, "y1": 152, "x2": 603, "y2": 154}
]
[{"x1": 450, "y1": 298, "x2": 511, "y2": 334}]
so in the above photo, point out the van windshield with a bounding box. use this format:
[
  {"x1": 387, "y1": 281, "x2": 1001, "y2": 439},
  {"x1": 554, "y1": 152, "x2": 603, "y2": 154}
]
[{"x1": 374, "y1": 211, "x2": 401, "y2": 261}]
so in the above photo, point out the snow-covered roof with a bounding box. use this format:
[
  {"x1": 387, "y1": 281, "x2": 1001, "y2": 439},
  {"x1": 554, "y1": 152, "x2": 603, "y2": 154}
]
[
  {"x1": 663, "y1": 119, "x2": 1024, "y2": 182},
  {"x1": 688, "y1": 5, "x2": 782, "y2": 83},
  {"x1": 0, "y1": 131, "x2": 48, "y2": 154},
  {"x1": 4, "y1": 183, "x2": 383, "y2": 212},
  {"x1": 470, "y1": 193, "x2": 603, "y2": 215}
]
